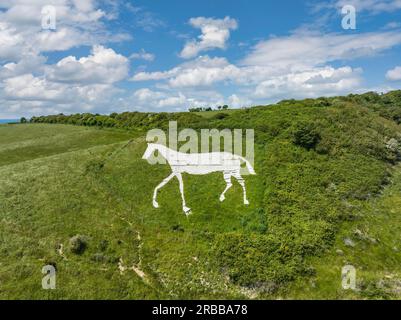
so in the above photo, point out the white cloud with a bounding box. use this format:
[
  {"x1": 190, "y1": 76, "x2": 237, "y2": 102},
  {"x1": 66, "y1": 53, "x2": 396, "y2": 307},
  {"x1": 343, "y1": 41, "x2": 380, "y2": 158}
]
[
  {"x1": 4, "y1": 74, "x2": 67, "y2": 102},
  {"x1": 0, "y1": 45, "x2": 129, "y2": 117},
  {"x1": 180, "y1": 16, "x2": 237, "y2": 59},
  {"x1": 0, "y1": 1, "x2": 128, "y2": 60},
  {"x1": 1, "y1": 71, "x2": 121, "y2": 117},
  {"x1": 335, "y1": 0, "x2": 401, "y2": 13},
  {"x1": 47, "y1": 45, "x2": 129, "y2": 84},
  {"x1": 129, "y1": 49, "x2": 155, "y2": 61},
  {"x1": 133, "y1": 88, "x2": 164, "y2": 101},
  {"x1": 131, "y1": 56, "x2": 240, "y2": 87},
  {"x1": 228, "y1": 94, "x2": 252, "y2": 108},
  {"x1": 0, "y1": 22, "x2": 26, "y2": 60},
  {"x1": 0, "y1": 1, "x2": 133, "y2": 117},
  {"x1": 133, "y1": 30, "x2": 401, "y2": 91},
  {"x1": 0, "y1": 0, "x2": 105, "y2": 25},
  {"x1": 130, "y1": 88, "x2": 226, "y2": 110},
  {"x1": 168, "y1": 56, "x2": 240, "y2": 87},
  {"x1": 241, "y1": 31, "x2": 401, "y2": 70},
  {"x1": 3, "y1": 73, "x2": 117, "y2": 103},
  {"x1": 132, "y1": 89, "x2": 186, "y2": 109},
  {"x1": 386, "y1": 66, "x2": 401, "y2": 81},
  {"x1": 0, "y1": 53, "x2": 46, "y2": 80},
  {"x1": 254, "y1": 66, "x2": 363, "y2": 99}
]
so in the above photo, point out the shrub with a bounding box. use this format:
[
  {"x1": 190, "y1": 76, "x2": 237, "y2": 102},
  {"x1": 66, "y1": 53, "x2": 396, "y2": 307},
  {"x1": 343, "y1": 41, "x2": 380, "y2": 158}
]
[
  {"x1": 69, "y1": 235, "x2": 87, "y2": 254},
  {"x1": 291, "y1": 121, "x2": 321, "y2": 150},
  {"x1": 213, "y1": 113, "x2": 229, "y2": 120}
]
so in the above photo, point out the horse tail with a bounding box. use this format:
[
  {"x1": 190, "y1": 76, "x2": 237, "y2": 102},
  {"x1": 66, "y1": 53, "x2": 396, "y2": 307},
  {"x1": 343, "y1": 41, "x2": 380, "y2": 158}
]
[{"x1": 235, "y1": 155, "x2": 256, "y2": 175}]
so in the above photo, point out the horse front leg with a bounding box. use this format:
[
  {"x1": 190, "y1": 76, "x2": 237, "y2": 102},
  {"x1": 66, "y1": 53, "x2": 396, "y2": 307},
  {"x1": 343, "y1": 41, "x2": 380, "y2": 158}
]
[
  {"x1": 176, "y1": 173, "x2": 191, "y2": 216},
  {"x1": 153, "y1": 173, "x2": 176, "y2": 208}
]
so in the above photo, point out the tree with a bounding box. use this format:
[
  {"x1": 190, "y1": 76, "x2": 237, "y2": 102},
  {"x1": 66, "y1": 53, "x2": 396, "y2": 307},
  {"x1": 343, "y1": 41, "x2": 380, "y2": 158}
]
[
  {"x1": 20, "y1": 117, "x2": 27, "y2": 123},
  {"x1": 222, "y1": 105, "x2": 229, "y2": 110},
  {"x1": 189, "y1": 107, "x2": 203, "y2": 112},
  {"x1": 291, "y1": 121, "x2": 321, "y2": 150}
]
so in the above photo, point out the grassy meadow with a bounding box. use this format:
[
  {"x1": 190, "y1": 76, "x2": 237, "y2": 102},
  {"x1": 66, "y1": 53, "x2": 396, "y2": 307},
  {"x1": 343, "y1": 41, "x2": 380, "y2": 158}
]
[{"x1": 1, "y1": 91, "x2": 401, "y2": 299}]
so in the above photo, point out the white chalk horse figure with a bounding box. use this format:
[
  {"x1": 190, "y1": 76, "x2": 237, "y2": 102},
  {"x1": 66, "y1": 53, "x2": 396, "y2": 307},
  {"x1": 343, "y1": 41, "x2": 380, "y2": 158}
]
[{"x1": 142, "y1": 143, "x2": 256, "y2": 216}]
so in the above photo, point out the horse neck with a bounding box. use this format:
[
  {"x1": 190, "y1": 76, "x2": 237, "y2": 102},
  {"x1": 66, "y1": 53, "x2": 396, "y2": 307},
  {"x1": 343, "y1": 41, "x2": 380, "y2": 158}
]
[{"x1": 155, "y1": 144, "x2": 178, "y2": 159}]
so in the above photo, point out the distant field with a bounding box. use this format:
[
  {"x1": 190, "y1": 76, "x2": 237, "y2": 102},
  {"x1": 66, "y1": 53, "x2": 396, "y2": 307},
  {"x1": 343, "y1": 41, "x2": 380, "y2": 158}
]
[
  {"x1": 194, "y1": 109, "x2": 235, "y2": 119},
  {"x1": 2, "y1": 93, "x2": 401, "y2": 299}
]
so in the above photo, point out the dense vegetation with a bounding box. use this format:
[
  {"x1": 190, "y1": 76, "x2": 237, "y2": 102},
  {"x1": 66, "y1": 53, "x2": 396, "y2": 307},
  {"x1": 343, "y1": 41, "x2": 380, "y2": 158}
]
[{"x1": 2, "y1": 90, "x2": 401, "y2": 299}]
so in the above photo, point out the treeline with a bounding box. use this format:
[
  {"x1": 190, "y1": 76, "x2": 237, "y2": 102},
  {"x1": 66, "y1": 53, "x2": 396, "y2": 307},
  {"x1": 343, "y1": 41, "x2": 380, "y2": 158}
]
[
  {"x1": 188, "y1": 105, "x2": 229, "y2": 112},
  {"x1": 28, "y1": 90, "x2": 401, "y2": 131},
  {"x1": 30, "y1": 111, "x2": 207, "y2": 131}
]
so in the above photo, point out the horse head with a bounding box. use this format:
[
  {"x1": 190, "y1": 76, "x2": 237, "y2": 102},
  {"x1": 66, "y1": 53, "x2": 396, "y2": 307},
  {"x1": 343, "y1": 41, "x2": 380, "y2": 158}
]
[{"x1": 142, "y1": 143, "x2": 156, "y2": 160}]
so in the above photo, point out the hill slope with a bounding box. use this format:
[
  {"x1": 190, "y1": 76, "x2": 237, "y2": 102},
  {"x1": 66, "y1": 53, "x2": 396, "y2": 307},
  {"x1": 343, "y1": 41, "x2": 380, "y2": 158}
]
[{"x1": 1, "y1": 91, "x2": 401, "y2": 299}]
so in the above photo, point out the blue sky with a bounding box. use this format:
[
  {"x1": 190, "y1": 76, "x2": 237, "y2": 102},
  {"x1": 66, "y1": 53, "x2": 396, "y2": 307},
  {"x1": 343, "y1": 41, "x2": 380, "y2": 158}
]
[{"x1": 1, "y1": 0, "x2": 401, "y2": 117}]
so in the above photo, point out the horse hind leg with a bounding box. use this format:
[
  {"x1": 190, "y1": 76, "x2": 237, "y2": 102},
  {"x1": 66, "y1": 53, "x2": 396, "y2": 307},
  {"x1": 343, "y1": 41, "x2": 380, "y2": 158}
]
[
  {"x1": 176, "y1": 173, "x2": 191, "y2": 216},
  {"x1": 220, "y1": 173, "x2": 233, "y2": 202},
  {"x1": 233, "y1": 172, "x2": 249, "y2": 205}
]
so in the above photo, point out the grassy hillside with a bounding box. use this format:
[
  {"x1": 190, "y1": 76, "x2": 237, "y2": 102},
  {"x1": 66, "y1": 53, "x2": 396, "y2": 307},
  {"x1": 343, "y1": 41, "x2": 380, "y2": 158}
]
[{"x1": 1, "y1": 91, "x2": 401, "y2": 299}]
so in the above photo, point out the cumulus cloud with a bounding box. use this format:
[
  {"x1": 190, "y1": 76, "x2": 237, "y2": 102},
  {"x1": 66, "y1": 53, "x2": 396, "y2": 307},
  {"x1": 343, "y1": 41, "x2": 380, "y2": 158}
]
[
  {"x1": 0, "y1": 0, "x2": 105, "y2": 25},
  {"x1": 131, "y1": 89, "x2": 186, "y2": 109},
  {"x1": 131, "y1": 56, "x2": 241, "y2": 87},
  {"x1": 228, "y1": 94, "x2": 252, "y2": 108},
  {"x1": 0, "y1": 53, "x2": 46, "y2": 80},
  {"x1": 47, "y1": 45, "x2": 129, "y2": 84},
  {"x1": 0, "y1": 45, "x2": 129, "y2": 118},
  {"x1": 134, "y1": 30, "x2": 401, "y2": 89},
  {"x1": 0, "y1": 22, "x2": 27, "y2": 61},
  {"x1": 0, "y1": 1, "x2": 132, "y2": 117},
  {"x1": 3, "y1": 72, "x2": 117, "y2": 106},
  {"x1": 130, "y1": 87, "x2": 226, "y2": 111},
  {"x1": 129, "y1": 49, "x2": 155, "y2": 61},
  {"x1": 2, "y1": 71, "x2": 121, "y2": 116},
  {"x1": 180, "y1": 16, "x2": 237, "y2": 59},
  {"x1": 254, "y1": 66, "x2": 363, "y2": 99},
  {"x1": 0, "y1": 1, "x2": 128, "y2": 60},
  {"x1": 386, "y1": 66, "x2": 401, "y2": 81},
  {"x1": 241, "y1": 31, "x2": 401, "y2": 70}
]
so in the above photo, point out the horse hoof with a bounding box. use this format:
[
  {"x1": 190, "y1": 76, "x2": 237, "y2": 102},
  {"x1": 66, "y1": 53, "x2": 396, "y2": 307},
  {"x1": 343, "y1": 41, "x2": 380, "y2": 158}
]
[
  {"x1": 153, "y1": 201, "x2": 159, "y2": 208},
  {"x1": 244, "y1": 200, "x2": 250, "y2": 205},
  {"x1": 219, "y1": 195, "x2": 225, "y2": 202},
  {"x1": 183, "y1": 207, "x2": 192, "y2": 216}
]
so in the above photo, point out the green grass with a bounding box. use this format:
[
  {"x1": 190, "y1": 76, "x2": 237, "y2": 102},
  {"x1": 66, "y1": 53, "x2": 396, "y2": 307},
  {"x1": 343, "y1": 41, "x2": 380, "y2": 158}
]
[
  {"x1": 0, "y1": 124, "x2": 133, "y2": 167},
  {"x1": 0, "y1": 124, "x2": 255, "y2": 299},
  {"x1": 194, "y1": 109, "x2": 235, "y2": 119},
  {"x1": 1, "y1": 94, "x2": 401, "y2": 299}
]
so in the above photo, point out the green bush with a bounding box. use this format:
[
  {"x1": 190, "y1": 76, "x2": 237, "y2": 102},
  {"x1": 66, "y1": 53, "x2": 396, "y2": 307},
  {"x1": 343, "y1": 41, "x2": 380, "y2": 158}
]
[
  {"x1": 69, "y1": 235, "x2": 88, "y2": 255},
  {"x1": 291, "y1": 121, "x2": 321, "y2": 150}
]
